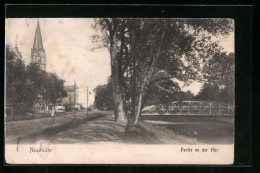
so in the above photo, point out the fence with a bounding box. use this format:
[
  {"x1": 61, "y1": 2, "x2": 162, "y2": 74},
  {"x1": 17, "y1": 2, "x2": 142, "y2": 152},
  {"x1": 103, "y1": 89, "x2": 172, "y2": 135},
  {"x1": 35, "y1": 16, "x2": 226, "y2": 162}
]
[{"x1": 142, "y1": 101, "x2": 235, "y2": 116}]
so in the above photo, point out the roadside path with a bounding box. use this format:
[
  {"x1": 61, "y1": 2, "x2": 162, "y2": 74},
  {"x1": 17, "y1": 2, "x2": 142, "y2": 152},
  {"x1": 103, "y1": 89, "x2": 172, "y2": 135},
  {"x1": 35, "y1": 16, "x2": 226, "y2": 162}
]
[
  {"x1": 48, "y1": 114, "x2": 127, "y2": 144},
  {"x1": 5, "y1": 111, "x2": 111, "y2": 144}
]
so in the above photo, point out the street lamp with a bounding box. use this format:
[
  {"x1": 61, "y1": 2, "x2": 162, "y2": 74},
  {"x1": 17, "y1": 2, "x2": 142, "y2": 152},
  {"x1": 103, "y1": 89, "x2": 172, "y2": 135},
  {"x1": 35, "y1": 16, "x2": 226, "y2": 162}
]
[
  {"x1": 83, "y1": 86, "x2": 92, "y2": 119},
  {"x1": 68, "y1": 79, "x2": 77, "y2": 122},
  {"x1": 86, "y1": 86, "x2": 88, "y2": 118},
  {"x1": 73, "y1": 79, "x2": 78, "y2": 122}
]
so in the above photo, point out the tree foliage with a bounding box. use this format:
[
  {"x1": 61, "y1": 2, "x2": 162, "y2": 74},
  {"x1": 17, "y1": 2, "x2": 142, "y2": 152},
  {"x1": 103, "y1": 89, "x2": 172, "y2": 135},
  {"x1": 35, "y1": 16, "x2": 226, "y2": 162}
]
[
  {"x1": 198, "y1": 52, "x2": 235, "y2": 105},
  {"x1": 195, "y1": 83, "x2": 222, "y2": 102},
  {"x1": 202, "y1": 52, "x2": 234, "y2": 87},
  {"x1": 94, "y1": 78, "x2": 114, "y2": 110},
  {"x1": 92, "y1": 18, "x2": 234, "y2": 124},
  {"x1": 5, "y1": 45, "x2": 67, "y2": 115},
  {"x1": 6, "y1": 45, "x2": 28, "y2": 114}
]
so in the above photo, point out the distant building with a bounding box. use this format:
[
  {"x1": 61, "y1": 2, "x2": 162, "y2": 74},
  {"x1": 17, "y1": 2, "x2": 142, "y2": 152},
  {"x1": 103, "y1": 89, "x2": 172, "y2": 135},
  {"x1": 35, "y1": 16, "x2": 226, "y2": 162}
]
[
  {"x1": 30, "y1": 20, "x2": 46, "y2": 71},
  {"x1": 63, "y1": 85, "x2": 79, "y2": 105},
  {"x1": 61, "y1": 85, "x2": 80, "y2": 111}
]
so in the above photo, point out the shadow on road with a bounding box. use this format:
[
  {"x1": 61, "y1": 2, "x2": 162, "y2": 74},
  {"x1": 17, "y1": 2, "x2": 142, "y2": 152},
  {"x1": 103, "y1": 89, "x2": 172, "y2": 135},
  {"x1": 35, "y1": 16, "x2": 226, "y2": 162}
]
[
  {"x1": 7, "y1": 114, "x2": 106, "y2": 144},
  {"x1": 49, "y1": 115, "x2": 127, "y2": 144}
]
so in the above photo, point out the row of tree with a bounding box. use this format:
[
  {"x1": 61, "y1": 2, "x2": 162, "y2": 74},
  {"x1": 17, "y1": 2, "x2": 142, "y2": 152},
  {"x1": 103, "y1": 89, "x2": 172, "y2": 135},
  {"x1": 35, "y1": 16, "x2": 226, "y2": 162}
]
[
  {"x1": 6, "y1": 45, "x2": 67, "y2": 115},
  {"x1": 94, "y1": 77, "x2": 114, "y2": 110},
  {"x1": 94, "y1": 72, "x2": 234, "y2": 112},
  {"x1": 92, "y1": 18, "x2": 234, "y2": 125}
]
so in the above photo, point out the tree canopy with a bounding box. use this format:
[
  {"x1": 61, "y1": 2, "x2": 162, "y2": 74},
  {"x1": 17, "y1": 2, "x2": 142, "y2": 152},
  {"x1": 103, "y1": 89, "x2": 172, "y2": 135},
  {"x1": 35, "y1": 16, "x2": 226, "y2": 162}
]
[
  {"x1": 5, "y1": 45, "x2": 67, "y2": 115},
  {"x1": 92, "y1": 18, "x2": 234, "y2": 124},
  {"x1": 94, "y1": 77, "x2": 114, "y2": 110}
]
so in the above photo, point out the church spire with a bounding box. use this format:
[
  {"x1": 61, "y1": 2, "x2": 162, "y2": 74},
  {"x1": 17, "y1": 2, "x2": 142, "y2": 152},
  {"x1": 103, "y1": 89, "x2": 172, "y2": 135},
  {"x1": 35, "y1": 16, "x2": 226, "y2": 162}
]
[
  {"x1": 32, "y1": 20, "x2": 44, "y2": 51},
  {"x1": 30, "y1": 20, "x2": 46, "y2": 71}
]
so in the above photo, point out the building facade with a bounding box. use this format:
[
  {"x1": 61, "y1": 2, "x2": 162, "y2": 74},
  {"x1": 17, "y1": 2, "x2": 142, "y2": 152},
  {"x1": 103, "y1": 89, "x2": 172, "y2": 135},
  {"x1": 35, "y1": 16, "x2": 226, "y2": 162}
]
[
  {"x1": 62, "y1": 85, "x2": 80, "y2": 111},
  {"x1": 63, "y1": 86, "x2": 78, "y2": 105}
]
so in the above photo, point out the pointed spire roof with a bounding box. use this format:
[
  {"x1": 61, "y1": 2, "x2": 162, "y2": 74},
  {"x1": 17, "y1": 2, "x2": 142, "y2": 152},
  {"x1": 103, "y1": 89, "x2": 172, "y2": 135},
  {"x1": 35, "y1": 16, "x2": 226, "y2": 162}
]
[{"x1": 32, "y1": 20, "x2": 44, "y2": 50}]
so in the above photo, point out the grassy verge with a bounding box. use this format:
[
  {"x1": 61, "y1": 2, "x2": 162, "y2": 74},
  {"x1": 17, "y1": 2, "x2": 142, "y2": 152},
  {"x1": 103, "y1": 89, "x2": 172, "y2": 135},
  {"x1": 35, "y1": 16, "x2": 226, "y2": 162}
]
[{"x1": 138, "y1": 120, "x2": 198, "y2": 144}]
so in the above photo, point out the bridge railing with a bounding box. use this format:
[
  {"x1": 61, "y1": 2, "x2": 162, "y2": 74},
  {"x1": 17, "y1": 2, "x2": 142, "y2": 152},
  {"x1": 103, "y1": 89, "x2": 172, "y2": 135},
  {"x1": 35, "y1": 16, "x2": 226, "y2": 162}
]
[{"x1": 142, "y1": 101, "x2": 235, "y2": 116}]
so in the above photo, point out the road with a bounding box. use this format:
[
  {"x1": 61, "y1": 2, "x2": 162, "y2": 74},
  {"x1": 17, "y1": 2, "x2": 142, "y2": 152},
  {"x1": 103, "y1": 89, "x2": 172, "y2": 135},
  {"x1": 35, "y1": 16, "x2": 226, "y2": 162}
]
[
  {"x1": 5, "y1": 110, "x2": 113, "y2": 144},
  {"x1": 6, "y1": 112, "x2": 234, "y2": 145}
]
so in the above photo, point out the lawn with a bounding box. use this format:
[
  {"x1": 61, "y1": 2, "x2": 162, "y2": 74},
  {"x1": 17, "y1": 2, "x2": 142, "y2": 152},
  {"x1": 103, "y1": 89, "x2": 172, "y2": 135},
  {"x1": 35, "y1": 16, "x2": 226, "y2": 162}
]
[{"x1": 140, "y1": 115, "x2": 234, "y2": 144}]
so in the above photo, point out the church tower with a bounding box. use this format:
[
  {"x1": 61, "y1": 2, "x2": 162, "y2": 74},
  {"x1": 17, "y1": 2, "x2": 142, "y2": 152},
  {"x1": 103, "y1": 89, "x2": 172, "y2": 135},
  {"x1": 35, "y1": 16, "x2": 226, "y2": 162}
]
[{"x1": 30, "y1": 20, "x2": 46, "y2": 71}]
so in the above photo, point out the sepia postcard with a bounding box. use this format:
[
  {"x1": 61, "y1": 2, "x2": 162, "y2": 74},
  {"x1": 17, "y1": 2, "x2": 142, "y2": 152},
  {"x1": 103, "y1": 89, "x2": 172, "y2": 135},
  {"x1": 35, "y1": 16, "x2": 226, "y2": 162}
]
[{"x1": 5, "y1": 18, "x2": 235, "y2": 164}]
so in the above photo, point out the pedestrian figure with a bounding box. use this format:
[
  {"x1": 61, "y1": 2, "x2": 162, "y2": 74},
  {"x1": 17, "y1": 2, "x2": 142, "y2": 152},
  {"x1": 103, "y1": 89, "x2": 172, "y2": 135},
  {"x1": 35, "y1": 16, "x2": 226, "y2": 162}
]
[{"x1": 51, "y1": 106, "x2": 56, "y2": 124}]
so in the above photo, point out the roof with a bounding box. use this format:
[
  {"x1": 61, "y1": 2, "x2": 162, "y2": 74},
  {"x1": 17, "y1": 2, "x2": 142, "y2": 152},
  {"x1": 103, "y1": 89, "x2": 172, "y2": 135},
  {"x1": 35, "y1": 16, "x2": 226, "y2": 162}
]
[
  {"x1": 32, "y1": 20, "x2": 44, "y2": 51},
  {"x1": 64, "y1": 86, "x2": 75, "y2": 93}
]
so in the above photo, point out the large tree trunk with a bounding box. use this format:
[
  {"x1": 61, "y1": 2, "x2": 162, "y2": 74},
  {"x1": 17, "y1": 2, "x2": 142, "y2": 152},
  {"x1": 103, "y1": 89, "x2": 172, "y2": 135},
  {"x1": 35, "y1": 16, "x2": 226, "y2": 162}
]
[
  {"x1": 133, "y1": 32, "x2": 165, "y2": 125},
  {"x1": 130, "y1": 61, "x2": 136, "y2": 124},
  {"x1": 134, "y1": 92, "x2": 143, "y2": 125},
  {"x1": 134, "y1": 79, "x2": 148, "y2": 125},
  {"x1": 110, "y1": 34, "x2": 126, "y2": 123},
  {"x1": 134, "y1": 66, "x2": 158, "y2": 124}
]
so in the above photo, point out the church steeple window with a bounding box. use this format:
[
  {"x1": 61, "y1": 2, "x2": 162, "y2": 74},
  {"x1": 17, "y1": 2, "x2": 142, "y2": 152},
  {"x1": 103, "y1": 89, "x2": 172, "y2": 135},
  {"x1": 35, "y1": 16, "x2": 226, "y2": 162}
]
[{"x1": 37, "y1": 56, "x2": 40, "y2": 63}]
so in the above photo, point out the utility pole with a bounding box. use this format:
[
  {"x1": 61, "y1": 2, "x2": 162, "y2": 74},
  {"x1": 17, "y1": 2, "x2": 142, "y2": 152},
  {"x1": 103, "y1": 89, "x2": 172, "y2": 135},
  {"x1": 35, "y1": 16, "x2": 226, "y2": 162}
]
[
  {"x1": 74, "y1": 79, "x2": 76, "y2": 121},
  {"x1": 86, "y1": 86, "x2": 89, "y2": 118}
]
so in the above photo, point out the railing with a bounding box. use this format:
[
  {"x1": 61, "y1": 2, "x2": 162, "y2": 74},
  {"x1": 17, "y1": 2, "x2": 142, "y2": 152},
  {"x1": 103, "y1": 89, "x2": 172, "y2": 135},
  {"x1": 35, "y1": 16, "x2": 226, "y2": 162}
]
[{"x1": 142, "y1": 101, "x2": 235, "y2": 116}]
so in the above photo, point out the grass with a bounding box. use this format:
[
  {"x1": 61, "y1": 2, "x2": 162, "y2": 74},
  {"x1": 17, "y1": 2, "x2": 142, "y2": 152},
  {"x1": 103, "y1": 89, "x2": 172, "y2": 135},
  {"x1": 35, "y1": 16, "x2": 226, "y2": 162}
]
[
  {"x1": 6, "y1": 112, "x2": 234, "y2": 145},
  {"x1": 140, "y1": 115, "x2": 234, "y2": 144}
]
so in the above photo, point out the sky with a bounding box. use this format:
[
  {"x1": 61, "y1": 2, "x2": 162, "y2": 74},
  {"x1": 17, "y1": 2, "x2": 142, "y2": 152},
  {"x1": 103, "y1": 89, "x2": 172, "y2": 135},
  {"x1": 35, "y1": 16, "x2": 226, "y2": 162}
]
[{"x1": 5, "y1": 18, "x2": 234, "y2": 106}]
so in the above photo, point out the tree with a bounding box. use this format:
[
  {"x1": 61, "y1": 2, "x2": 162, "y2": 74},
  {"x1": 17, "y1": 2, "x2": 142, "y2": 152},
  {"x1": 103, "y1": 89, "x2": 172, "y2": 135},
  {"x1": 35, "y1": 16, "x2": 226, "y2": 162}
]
[
  {"x1": 44, "y1": 73, "x2": 67, "y2": 107},
  {"x1": 195, "y1": 83, "x2": 222, "y2": 102},
  {"x1": 144, "y1": 78, "x2": 181, "y2": 106},
  {"x1": 6, "y1": 45, "x2": 28, "y2": 114},
  {"x1": 93, "y1": 19, "x2": 127, "y2": 122},
  {"x1": 200, "y1": 52, "x2": 235, "y2": 104},
  {"x1": 6, "y1": 45, "x2": 68, "y2": 115},
  {"x1": 94, "y1": 78, "x2": 114, "y2": 110},
  {"x1": 25, "y1": 63, "x2": 48, "y2": 111},
  {"x1": 93, "y1": 18, "x2": 234, "y2": 124}
]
